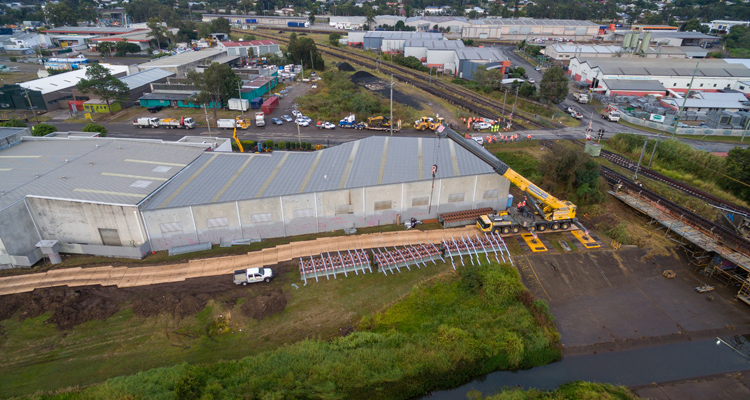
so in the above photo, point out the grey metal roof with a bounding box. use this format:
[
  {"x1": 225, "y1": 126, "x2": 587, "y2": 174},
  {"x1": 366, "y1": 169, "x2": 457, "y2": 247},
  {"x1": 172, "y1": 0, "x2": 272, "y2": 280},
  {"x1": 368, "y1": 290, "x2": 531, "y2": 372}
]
[
  {"x1": 139, "y1": 48, "x2": 226, "y2": 68},
  {"x1": 0, "y1": 138, "x2": 207, "y2": 210},
  {"x1": 455, "y1": 47, "x2": 506, "y2": 61},
  {"x1": 473, "y1": 18, "x2": 597, "y2": 26},
  {"x1": 120, "y1": 68, "x2": 175, "y2": 90},
  {"x1": 603, "y1": 79, "x2": 666, "y2": 91},
  {"x1": 577, "y1": 58, "x2": 750, "y2": 78},
  {"x1": 404, "y1": 39, "x2": 465, "y2": 50},
  {"x1": 364, "y1": 32, "x2": 444, "y2": 40},
  {"x1": 139, "y1": 92, "x2": 195, "y2": 101},
  {"x1": 141, "y1": 136, "x2": 496, "y2": 211},
  {"x1": 45, "y1": 27, "x2": 143, "y2": 34},
  {"x1": 0, "y1": 127, "x2": 25, "y2": 142}
]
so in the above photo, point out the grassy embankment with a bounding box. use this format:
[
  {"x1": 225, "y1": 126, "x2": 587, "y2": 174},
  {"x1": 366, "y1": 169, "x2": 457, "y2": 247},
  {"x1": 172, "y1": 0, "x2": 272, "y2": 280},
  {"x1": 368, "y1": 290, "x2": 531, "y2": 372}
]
[{"x1": 22, "y1": 262, "x2": 563, "y2": 399}]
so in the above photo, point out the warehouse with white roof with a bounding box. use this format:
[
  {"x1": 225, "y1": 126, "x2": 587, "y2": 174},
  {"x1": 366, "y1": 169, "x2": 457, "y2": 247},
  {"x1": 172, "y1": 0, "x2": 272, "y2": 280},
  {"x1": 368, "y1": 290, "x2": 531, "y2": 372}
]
[{"x1": 0, "y1": 135, "x2": 510, "y2": 267}]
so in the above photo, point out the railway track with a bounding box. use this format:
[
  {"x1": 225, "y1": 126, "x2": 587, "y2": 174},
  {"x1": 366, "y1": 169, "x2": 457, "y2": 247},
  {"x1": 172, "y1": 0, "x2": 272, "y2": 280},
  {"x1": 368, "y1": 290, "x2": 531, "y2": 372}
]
[
  {"x1": 600, "y1": 166, "x2": 750, "y2": 256},
  {"x1": 540, "y1": 139, "x2": 750, "y2": 253},
  {"x1": 566, "y1": 140, "x2": 750, "y2": 220},
  {"x1": 236, "y1": 28, "x2": 551, "y2": 131}
]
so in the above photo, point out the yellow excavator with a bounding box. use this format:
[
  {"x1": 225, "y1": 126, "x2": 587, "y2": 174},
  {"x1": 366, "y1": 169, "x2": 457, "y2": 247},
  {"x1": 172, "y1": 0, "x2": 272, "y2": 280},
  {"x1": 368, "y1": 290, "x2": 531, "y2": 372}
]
[
  {"x1": 435, "y1": 124, "x2": 586, "y2": 235},
  {"x1": 414, "y1": 116, "x2": 444, "y2": 131}
]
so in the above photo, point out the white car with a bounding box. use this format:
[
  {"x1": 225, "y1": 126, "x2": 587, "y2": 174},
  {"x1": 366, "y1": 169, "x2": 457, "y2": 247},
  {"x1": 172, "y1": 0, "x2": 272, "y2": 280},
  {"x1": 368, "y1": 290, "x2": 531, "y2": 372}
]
[
  {"x1": 473, "y1": 122, "x2": 492, "y2": 130},
  {"x1": 535, "y1": 66, "x2": 541, "y2": 71},
  {"x1": 233, "y1": 267, "x2": 274, "y2": 285},
  {"x1": 570, "y1": 111, "x2": 583, "y2": 119},
  {"x1": 292, "y1": 110, "x2": 301, "y2": 117},
  {"x1": 296, "y1": 118, "x2": 310, "y2": 126},
  {"x1": 317, "y1": 121, "x2": 336, "y2": 129},
  {"x1": 472, "y1": 136, "x2": 484, "y2": 145},
  {"x1": 311, "y1": 84, "x2": 318, "y2": 89},
  {"x1": 281, "y1": 114, "x2": 293, "y2": 122},
  {"x1": 528, "y1": 78, "x2": 535, "y2": 84}
]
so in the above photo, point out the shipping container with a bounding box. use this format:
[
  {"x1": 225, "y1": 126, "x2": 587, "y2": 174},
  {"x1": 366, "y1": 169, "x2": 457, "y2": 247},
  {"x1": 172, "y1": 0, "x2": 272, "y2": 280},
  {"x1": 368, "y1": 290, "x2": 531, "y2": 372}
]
[
  {"x1": 250, "y1": 97, "x2": 264, "y2": 109},
  {"x1": 287, "y1": 21, "x2": 310, "y2": 28},
  {"x1": 261, "y1": 96, "x2": 279, "y2": 115},
  {"x1": 228, "y1": 98, "x2": 250, "y2": 112}
]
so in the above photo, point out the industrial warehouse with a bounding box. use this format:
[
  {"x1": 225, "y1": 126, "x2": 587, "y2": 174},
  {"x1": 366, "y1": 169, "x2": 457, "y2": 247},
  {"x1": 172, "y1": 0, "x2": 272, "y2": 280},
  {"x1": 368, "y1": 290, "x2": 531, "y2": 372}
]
[{"x1": 0, "y1": 133, "x2": 509, "y2": 267}]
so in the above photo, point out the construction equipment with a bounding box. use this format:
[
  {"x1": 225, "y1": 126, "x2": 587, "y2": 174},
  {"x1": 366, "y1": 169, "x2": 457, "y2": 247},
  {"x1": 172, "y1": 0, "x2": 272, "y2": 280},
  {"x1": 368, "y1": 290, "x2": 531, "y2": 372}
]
[
  {"x1": 365, "y1": 116, "x2": 401, "y2": 132},
  {"x1": 339, "y1": 114, "x2": 365, "y2": 129},
  {"x1": 434, "y1": 124, "x2": 587, "y2": 235},
  {"x1": 233, "y1": 125, "x2": 244, "y2": 153},
  {"x1": 414, "y1": 116, "x2": 444, "y2": 131}
]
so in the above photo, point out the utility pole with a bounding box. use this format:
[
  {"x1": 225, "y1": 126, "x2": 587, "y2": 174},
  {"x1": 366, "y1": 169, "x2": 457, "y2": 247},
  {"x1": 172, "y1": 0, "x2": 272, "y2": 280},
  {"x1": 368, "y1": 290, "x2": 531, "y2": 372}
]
[
  {"x1": 502, "y1": 88, "x2": 507, "y2": 122},
  {"x1": 203, "y1": 103, "x2": 211, "y2": 133},
  {"x1": 297, "y1": 114, "x2": 302, "y2": 146},
  {"x1": 671, "y1": 61, "x2": 699, "y2": 139},
  {"x1": 647, "y1": 133, "x2": 660, "y2": 167},
  {"x1": 22, "y1": 87, "x2": 39, "y2": 124},
  {"x1": 634, "y1": 139, "x2": 647, "y2": 181},
  {"x1": 237, "y1": 81, "x2": 244, "y2": 118},
  {"x1": 390, "y1": 74, "x2": 394, "y2": 136}
]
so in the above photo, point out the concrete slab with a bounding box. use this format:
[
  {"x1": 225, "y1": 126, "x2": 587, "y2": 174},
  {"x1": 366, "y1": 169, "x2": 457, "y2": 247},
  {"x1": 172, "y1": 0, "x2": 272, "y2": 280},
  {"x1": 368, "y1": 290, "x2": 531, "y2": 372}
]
[{"x1": 633, "y1": 372, "x2": 750, "y2": 400}]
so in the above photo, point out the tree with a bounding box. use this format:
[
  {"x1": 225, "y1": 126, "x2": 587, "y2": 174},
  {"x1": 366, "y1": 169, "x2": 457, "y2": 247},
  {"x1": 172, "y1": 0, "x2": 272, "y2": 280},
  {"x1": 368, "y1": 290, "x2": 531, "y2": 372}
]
[
  {"x1": 96, "y1": 42, "x2": 114, "y2": 57},
  {"x1": 76, "y1": 64, "x2": 130, "y2": 115},
  {"x1": 539, "y1": 66, "x2": 569, "y2": 105},
  {"x1": 187, "y1": 62, "x2": 241, "y2": 121},
  {"x1": 473, "y1": 65, "x2": 502, "y2": 92},
  {"x1": 82, "y1": 123, "x2": 108, "y2": 136},
  {"x1": 680, "y1": 19, "x2": 709, "y2": 34},
  {"x1": 43, "y1": 0, "x2": 97, "y2": 27},
  {"x1": 519, "y1": 82, "x2": 537, "y2": 98},
  {"x1": 147, "y1": 17, "x2": 169, "y2": 50},
  {"x1": 308, "y1": 13, "x2": 315, "y2": 25},
  {"x1": 31, "y1": 123, "x2": 57, "y2": 136},
  {"x1": 208, "y1": 17, "x2": 230, "y2": 36},
  {"x1": 114, "y1": 40, "x2": 141, "y2": 56},
  {"x1": 365, "y1": 10, "x2": 375, "y2": 31},
  {"x1": 286, "y1": 35, "x2": 322, "y2": 70},
  {"x1": 721, "y1": 147, "x2": 750, "y2": 204},
  {"x1": 329, "y1": 32, "x2": 341, "y2": 46}
]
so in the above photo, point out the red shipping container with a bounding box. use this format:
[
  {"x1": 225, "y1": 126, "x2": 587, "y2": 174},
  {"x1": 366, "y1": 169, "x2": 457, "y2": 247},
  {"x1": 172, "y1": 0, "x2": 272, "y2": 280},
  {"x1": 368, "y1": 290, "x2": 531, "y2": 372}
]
[{"x1": 261, "y1": 96, "x2": 279, "y2": 115}]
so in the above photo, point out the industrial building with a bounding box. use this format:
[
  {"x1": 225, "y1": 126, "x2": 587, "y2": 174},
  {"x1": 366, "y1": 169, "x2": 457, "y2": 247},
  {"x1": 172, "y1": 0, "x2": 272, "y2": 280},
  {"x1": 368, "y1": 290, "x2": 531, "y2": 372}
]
[
  {"x1": 406, "y1": 16, "x2": 472, "y2": 33},
  {"x1": 568, "y1": 57, "x2": 750, "y2": 96},
  {"x1": 136, "y1": 48, "x2": 234, "y2": 77},
  {"x1": 461, "y1": 19, "x2": 599, "y2": 41},
  {"x1": 89, "y1": 29, "x2": 174, "y2": 51},
  {"x1": 119, "y1": 68, "x2": 175, "y2": 106},
  {"x1": 0, "y1": 135, "x2": 509, "y2": 267},
  {"x1": 218, "y1": 40, "x2": 281, "y2": 57},
  {"x1": 544, "y1": 44, "x2": 695, "y2": 64},
  {"x1": 10, "y1": 64, "x2": 129, "y2": 111},
  {"x1": 362, "y1": 31, "x2": 444, "y2": 51},
  {"x1": 202, "y1": 14, "x2": 308, "y2": 27},
  {"x1": 43, "y1": 26, "x2": 147, "y2": 48},
  {"x1": 600, "y1": 79, "x2": 667, "y2": 97}
]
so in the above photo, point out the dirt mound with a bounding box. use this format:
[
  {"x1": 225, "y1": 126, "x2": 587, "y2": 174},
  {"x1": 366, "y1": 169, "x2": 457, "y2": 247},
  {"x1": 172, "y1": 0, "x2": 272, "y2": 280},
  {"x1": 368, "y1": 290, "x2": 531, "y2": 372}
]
[
  {"x1": 338, "y1": 62, "x2": 356, "y2": 72},
  {"x1": 0, "y1": 272, "x2": 291, "y2": 330},
  {"x1": 241, "y1": 287, "x2": 287, "y2": 320},
  {"x1": 350, "y1": 71, "x2": 420, "y2": 109}
]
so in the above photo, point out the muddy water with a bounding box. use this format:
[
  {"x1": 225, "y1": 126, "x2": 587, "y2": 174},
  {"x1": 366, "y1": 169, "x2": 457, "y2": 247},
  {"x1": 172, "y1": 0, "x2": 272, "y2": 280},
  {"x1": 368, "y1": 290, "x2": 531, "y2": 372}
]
[{"x1": 422, "y1": 337, "x2": 750, "y2": 399}]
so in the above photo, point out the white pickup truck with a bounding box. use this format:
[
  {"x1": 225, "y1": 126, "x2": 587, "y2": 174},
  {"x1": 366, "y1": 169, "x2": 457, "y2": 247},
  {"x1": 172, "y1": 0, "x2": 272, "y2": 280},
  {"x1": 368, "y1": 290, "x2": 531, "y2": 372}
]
[{"x1": 234, "y1": 267, "x2": 274, "y2": 285}]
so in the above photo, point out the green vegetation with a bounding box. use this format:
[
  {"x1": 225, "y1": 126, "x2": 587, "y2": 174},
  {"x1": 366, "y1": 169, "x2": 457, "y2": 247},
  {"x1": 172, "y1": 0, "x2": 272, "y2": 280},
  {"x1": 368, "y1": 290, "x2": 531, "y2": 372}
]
[
  {"x1": 27, "y1": 262, "x2": 560, "y2": 399},
  {"x1": 608, "y1": 133, "x2": 750, "y2": 206},
  {"x1": 479, "y1": 381, "x2": 637, "y2": 399},
  {"x1": 0, "y1": 118, "x2": 27, "y2": 127},
  {"x1": 329, "y1": 32, "x2": 341, "y2": 46},
  {"x1": 296, "y1": 69, "x2": 418, "y2": 123},
  {"x1": 31, "y1": 123, "x2": 56, "y2": 136},
  {"x1": 539, "y1": 66, "x2": 569, "y2": 105},
  {"x1": 286, "y1": 33, "x2": 325, "y2": 70},
  {"x1": 76, "y1": 63, "x2": 130, "y2": 115},
  {"x1": 539, "y1": 147, "x2": 605, "y2": 206},
  {"x1": 82, "y1": 123, "x2": 107, "y2": 136},
  {"x1": 496, "y1": 150, "x2": 542, "y2": 184}
]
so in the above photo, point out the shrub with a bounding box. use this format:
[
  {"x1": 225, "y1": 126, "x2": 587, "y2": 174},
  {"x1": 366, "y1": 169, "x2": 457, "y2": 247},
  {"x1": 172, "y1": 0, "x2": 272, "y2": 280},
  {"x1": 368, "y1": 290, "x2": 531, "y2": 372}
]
[
  {"x1": 0, "y1": 118, "x2": 27, "y2": 127},
  {"x1": 82, "y1": 123, "x2": 108, "y2": 136},
  {"x1": 265, "y1": 139, "x2": 274, "y2": 150},
  {"x1": 31, "y1": 123, "x2": 57, "y2": 136}
]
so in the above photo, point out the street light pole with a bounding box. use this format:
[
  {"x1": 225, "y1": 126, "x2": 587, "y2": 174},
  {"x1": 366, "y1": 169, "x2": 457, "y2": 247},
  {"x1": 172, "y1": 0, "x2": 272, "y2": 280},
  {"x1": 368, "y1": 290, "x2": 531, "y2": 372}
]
[
  {"x1": 671, "y1": 61, "x2": 699, "y2": 139},
  {"x1": 390, "y1": 74, "x2": 394, "y2": 136},
  {"x1": 203, "y1": 103, "x2": 211, "y2": 133},
  {"x1": 237, "y1": 81, "x2": 244, "y2": 118},
  {"x1": 22, "y1": 87, "x2": 40, "y2": 124}
]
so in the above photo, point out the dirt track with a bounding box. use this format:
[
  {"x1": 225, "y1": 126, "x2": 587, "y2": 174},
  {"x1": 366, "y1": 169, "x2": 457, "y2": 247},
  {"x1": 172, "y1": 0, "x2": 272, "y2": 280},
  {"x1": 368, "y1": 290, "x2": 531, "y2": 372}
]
[{"x1": 0, "y1": 226, "x2": 478, "y2": 296}]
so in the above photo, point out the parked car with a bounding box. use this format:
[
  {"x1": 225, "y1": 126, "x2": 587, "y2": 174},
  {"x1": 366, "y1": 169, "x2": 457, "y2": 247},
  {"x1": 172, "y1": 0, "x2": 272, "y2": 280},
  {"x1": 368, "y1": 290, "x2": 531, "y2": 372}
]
[
  {"x1": 296, "y1": 118, "x2": 309, "y2": 126},
  {"x1": 570, "y1": 111, "x2": 583, "y2": 119},
  {"x1": 565, "y1": 106, "x2": 575, "y2": 114},
  {"x1": 281, "y1": 114, "x2": 293, "y2": 122},
  {"x1": 473, "y1": 122, "x2": 492, "y2": 130},
  {"x1": 535, "y1": 66, "x2": 541, "y2": 71},
  {"x1": 292, "y1": 110, "x2": 301, "y2": 117},
  {"x1": 233, "y1": 267, "x2": 274, "y2": 285},
  {"x1": 271, "y1": 118, "x2": 283, "y2": 125},
  {"x1": 527, "y1": 78, "x2": 535, "y2": 84},
  {"x1": 472, "y1": 136, "x2": 484, "y2": 145},
  {"x1": 317, "y1": 121, "x2": 336, "y2": 129},
  {"x1": 147, "y1": 106, "x2": 164, "y2": 113}
]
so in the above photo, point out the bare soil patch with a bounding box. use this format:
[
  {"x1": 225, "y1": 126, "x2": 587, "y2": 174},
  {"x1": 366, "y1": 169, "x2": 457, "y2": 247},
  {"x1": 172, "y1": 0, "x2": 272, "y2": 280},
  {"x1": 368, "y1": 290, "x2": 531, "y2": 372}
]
[
  {"x1": 350, "y1": 70, "x2": 420, "y2": 109},
  {"x1": 0, "y1": 263, "x2": 295, "y2": 330}
]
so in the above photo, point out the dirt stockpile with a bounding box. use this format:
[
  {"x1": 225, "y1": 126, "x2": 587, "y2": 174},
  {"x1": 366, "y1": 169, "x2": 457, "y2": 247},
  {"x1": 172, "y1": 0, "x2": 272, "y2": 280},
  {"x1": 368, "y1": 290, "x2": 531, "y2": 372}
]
[
  {"x1": 0, "y1": 270, "x2": 291, "y2": 330},
  {"x1": 350, "y1": 71, "x2": 420, "y2": 109},
  {"x1": 337, "y1": 62, "x2": 356, "y2": 72}
]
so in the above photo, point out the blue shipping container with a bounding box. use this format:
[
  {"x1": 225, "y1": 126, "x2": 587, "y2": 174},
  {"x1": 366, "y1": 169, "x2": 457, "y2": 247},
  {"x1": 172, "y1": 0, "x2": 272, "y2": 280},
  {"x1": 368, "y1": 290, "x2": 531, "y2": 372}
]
[{"x1": 250, "y1": 97, "x2": 264, "y2": 109}]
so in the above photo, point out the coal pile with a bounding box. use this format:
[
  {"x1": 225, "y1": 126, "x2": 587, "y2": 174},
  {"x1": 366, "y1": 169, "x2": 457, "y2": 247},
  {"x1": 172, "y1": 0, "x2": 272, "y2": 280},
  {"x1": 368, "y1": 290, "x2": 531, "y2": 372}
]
[{"x1": 337, "y1": 62, "x2": 356, "y2": 72}]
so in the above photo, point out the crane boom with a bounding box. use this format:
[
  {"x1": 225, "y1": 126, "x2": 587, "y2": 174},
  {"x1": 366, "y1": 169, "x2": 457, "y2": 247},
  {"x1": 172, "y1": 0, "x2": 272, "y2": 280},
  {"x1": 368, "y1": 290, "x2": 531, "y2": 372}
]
[
  {"x1": 233, "y1": 126, "x2": 244, "y2": 153},
  {"x1": 434, "y1": 125, "x2": 574, "y2": 220}
]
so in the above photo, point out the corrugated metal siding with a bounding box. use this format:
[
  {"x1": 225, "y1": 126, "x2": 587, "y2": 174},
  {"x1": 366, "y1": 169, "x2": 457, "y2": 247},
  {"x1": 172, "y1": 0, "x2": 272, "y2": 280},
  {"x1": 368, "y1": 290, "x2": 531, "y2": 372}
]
[
  {"x1": 261, "y1": 152, "x2": 317, "y2": 197},
  {"x1": 303, "y1": 142, "x2": 352, "y2": 192},
  {"x1": 381, "y1": 137, "x2": 417, "y2": 184},
  {"x1": 345, "y1": 137, "x2": 383, "y2": 187}
]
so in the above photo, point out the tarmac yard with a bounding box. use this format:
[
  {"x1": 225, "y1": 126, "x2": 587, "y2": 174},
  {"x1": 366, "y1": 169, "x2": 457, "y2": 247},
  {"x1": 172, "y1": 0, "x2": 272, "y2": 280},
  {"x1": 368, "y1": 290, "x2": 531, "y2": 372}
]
[{"x1": 518, "y1": 247, "x2": 750, "y2": 354}]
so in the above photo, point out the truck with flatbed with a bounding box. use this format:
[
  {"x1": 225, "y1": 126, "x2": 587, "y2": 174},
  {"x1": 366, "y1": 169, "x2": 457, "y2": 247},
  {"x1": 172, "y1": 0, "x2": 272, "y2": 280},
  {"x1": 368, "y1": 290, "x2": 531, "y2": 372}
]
[
  {"x1": 339, "y1": 114, "x2": 365, "y2": 129},
  {"x1": 159, "y1": 117, "x2": 196, "y2": 129},
  {"x1": 435, "y1": 124, "x2": 588, "y2": 235},
  {"x1": 133, "y1": 117, "x2": 159, "y2": 128},
  {"x1": 365, "y1": 116, "x2": 400, "y2": 132},
  {"x1": 233, "y1": 267, "x2": 274, "y2": 285},
  {"x1": 255, "y1": 111, "x2": 265, "y2": 127},
  {"x1": 600, "y1": 105, "x2": 621, "y2": 122}
]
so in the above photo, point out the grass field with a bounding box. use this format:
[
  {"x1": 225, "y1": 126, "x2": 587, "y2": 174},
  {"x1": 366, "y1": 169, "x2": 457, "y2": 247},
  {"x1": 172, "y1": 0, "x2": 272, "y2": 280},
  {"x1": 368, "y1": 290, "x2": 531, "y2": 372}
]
[
  {"x1": 30, "y1": 261, "x2": 562, "y2": 399},
  {"x1": 0, "y1": 260, "x2": 449, "y2": 397}
]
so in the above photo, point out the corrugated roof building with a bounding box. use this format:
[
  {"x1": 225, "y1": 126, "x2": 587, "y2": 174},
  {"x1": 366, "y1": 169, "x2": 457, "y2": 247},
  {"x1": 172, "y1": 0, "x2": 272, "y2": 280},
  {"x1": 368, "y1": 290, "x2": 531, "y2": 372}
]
[
  {"x1": 140, "y1": 136, "x2": 510, "y2": 251},
  {"x1": 119, "y1": 68, "x2": 175, "y2": 105}
]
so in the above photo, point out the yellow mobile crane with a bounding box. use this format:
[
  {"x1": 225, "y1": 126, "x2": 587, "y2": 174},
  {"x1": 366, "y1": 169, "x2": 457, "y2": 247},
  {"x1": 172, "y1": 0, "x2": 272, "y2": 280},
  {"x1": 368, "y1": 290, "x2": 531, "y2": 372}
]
[
  {"x1": 435, "y1": 125, "x2": 587, "y2": 234},
  {"x1": 233, "y1": 125, "x2": 244, "y2": 153}
]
